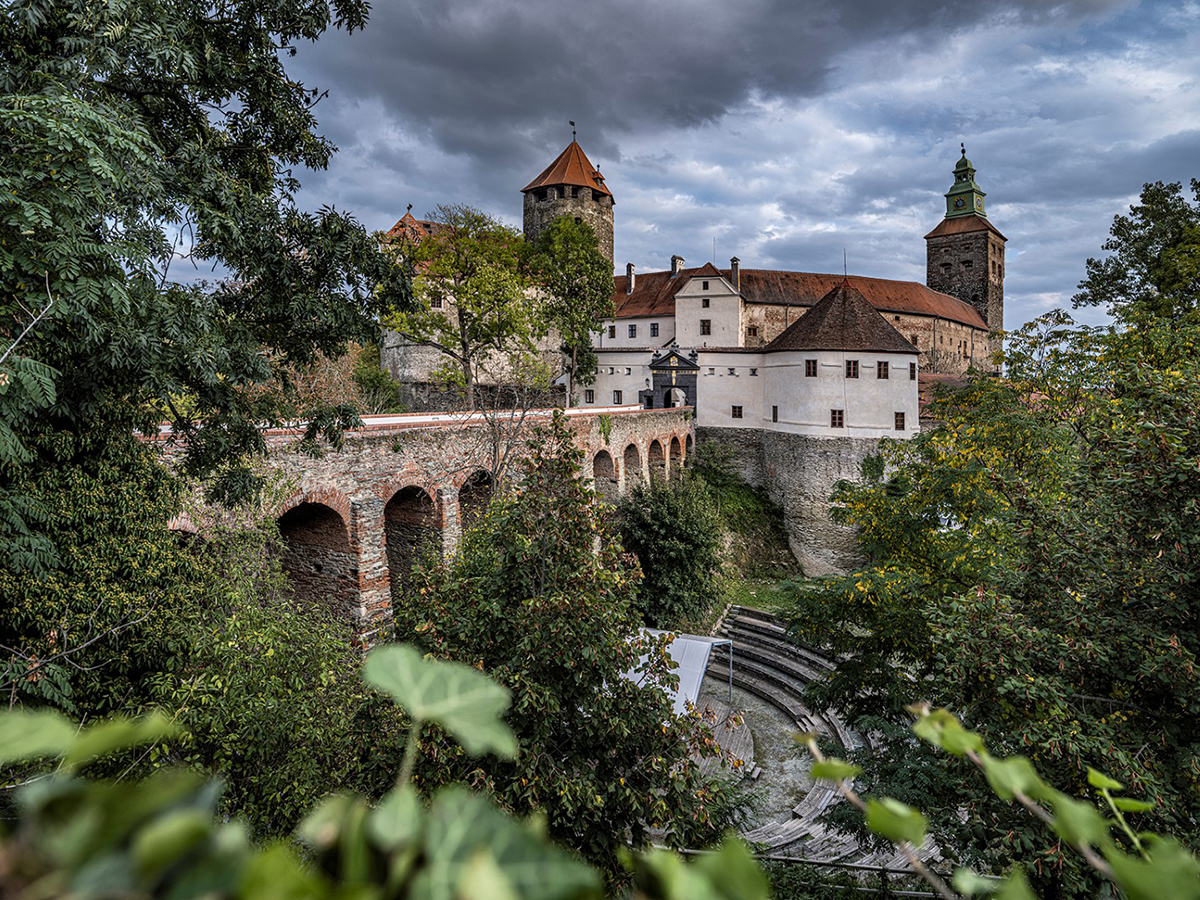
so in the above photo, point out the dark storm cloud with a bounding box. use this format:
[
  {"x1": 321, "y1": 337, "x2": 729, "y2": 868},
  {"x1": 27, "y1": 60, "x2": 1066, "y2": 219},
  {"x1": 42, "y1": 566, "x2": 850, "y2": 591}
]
[{"x1": 293, "y1": 0, "x2": 1128, "y2": 175}]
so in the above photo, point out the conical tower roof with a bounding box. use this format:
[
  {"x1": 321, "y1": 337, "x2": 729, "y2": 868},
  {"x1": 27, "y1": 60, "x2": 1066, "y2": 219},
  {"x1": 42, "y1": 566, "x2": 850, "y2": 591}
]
[
  {"x1": 766, "y1": 280, "x2": 918, "y2": 354},
  {"x1": 521, "y1": 140, "x2": 612, "y2": 198}
]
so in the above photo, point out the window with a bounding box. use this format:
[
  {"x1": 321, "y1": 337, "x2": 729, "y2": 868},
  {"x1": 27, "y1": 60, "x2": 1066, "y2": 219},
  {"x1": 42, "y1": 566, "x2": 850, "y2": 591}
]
[
  {"x1": 963, "y1": 259, "x2": 973, "y2": 269},
  {"x1": 749, "y1": 368, "x2": 758, "y2": 376},
  {"x1": 846, "y1": 360, "x2": 859, "y2": 379},
  {"x1": 700, "y1": 319, "x2": 712, "y2": 335},
  {"x1": 629, "y1": 324, "x2": 637, "y2": 338},
  {"x1": 894, "y1": 315, "x2": 900, "y2": 322},
  {"x1": 909, "y1": 362, "x2": 917, "y2": 381},
  {"x1": 430, "y1": 297, "x2": 443, "y2": 309},
  {"x1": 772, "y1": 405, "x2": 778, "y2": 423},
  {"x1": 584, "y1": 390, "x2": 594, "y2": 404},
  {"x1": 747, "y1": 326, "x2": 759, "y2": 338},
  {"x1": 830, "y1": 409, "x2": 844, "y2": 428},
  {"x1": 613, "y1": 390, "x2": 623, "y2": 404},
  {"x1": 728, "y1": 367, "x2": 736, "y2": 375},
  {"x1": 941, "y1": 262, "x2": 952, "y2": 274},
  {"x1": 702, "y1": 280, "x2": 710, "y2": 290},
  {"x1": 805, "y1": 359, "x2": 817, "y2": 378},
  {"x1": 702, "y1": 298, "x2": 710, "y2": 308},
  {"x1": 731, "y1": 405, "x2": 743, "y2": 419},
  {"x1": 877, "y1": 361, "x2": 889, "y2": 379},
  {"x1": 910, "y1": 334, "x2": 919, "y2": 347},
  {"x1": 608, "y1": 367, "x2": 614, "y2": 374},
  {"x1": 608, "y1": 325, "x2": 616, "y2": 339},
  {"x1": 650, "y1": 322, "x2": 659, "y2": 337},
  {"x1": 624, "y1": 367, "x2": 631, "y2": 375},
  {"x1": 895, "y1": 412, "x2": 906, "y2": 431},
  {"x1": 707, "y1": 367, "x2": 715, "y2": 375}
]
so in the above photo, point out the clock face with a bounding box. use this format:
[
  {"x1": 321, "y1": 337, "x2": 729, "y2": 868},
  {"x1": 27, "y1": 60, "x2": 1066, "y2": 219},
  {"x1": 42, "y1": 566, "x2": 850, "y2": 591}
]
[
  {"x1": 975, "y1": 197, "x2": 984, "y2": 211},
  {"x1": 954, "y1": 197, "x2": 966, "y2": 210}
]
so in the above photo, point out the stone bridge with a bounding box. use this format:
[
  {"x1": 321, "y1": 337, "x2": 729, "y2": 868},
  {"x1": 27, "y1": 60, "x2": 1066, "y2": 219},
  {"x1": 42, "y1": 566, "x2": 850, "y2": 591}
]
[{"x1": 177, "y1": 407, "x2": 693, "y2": 643}]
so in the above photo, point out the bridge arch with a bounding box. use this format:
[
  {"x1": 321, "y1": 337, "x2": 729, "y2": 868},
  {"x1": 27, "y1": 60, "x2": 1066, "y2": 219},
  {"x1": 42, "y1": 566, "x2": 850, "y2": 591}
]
[
  {"x1": 592, "y1": 450, "x2": 618, "y2": 504},
  {"x1": 623, "y1": 443, "x2": 644, "y2": 492},
  {"x1": 384, "y1": 485, "x2": 439, "y2": 603},
  {"x1": 457, "y1": 469, "x2": 494, "y2": 532},
  {"x1": 648, "y1": 439, "x2": 666, "y2": 482},
  {"x1": 277, "y1": 497, "x2": 357, "y2": 617},
  {"x1": 669, "y1": 436, "x2": 683, "y2": 474}
]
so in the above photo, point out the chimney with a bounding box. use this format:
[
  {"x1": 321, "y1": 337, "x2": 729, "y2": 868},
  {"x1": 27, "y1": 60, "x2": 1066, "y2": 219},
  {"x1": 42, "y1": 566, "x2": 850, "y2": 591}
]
[
  {"x1": 730, "y1": 256, "x2": 741, "y2": 291},
  {"x1": 670, "y1": 255, "x2": 685, "y2": 277},
  {"x1": 626, "y1": 262, "x2": 636, "y2": 294}
]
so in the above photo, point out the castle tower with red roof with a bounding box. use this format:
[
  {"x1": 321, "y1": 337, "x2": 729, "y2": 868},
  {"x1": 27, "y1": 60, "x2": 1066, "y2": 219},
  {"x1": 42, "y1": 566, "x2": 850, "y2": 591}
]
[
  {"x1": 521, "y1": 138, "x2": 614, "y2": 265},
  {"x1": 925, "y1": 146, "x2": 1006, "y2": 363}
]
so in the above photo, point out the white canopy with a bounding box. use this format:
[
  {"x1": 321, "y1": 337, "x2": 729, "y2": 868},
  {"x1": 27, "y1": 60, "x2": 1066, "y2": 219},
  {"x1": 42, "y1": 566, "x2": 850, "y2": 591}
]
[{"x1": 622, "y1": 629, "x2": 732, "y2": 716}]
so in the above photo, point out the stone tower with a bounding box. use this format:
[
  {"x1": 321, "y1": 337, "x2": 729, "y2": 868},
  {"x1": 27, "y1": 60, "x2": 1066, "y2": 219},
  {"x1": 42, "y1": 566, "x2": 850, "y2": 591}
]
[
  {"x1": 925, "y1": 146, "x2": 1006, "y2": 358},
  {"x1": 521, "y1": 139, "x2": 614, "y2": 265}
]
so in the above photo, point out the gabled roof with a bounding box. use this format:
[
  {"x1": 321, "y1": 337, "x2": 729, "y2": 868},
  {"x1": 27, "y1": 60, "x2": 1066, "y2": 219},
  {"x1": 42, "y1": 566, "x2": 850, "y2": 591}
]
[
  {"x1": 385, "y1": 212, "x2": 446, "y2": 244},
  {"x1": 924, "y1": 214, "x2": 1007, "y2": 241},
  {"x1": 649, "y1": 349, "x2": 700, "y2": 371},
  {"x1": 609, "y1": 266, "x2": 987, "y2": 329},
  {"x1": 765, "y1": 281, "x2": 919, "y2": 355},
  {"x1": 521, "y1": 140, "x2": 613, "y2": 198}
]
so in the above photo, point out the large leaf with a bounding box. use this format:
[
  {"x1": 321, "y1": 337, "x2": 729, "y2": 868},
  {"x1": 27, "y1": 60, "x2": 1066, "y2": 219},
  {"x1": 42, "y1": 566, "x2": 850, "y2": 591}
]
[
  {"x1": 0, "y1": 708, "x2": 75, "y2": 764},
  {"x1": 411, "y1": 787, "x2": 599, "y2": 900},
  {"x1": 63, "y1": 711, "x2": 178, "y2": 769},
  {"x1": 362, "y1": 645, "x2": 517, "y2": 759},
  {"x1": 1105, "y1": 839, "x2": 1200, "y2": 900},
  {"x1": 865, "y1": 797, "x2": 927, "y2": 846}
]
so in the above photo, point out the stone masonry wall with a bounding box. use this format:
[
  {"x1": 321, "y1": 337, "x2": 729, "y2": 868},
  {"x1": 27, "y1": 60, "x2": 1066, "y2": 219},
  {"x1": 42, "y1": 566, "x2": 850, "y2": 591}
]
[
  {"x1": 523, "y1": 190, "x2": 614, "y2": 264},
  {"x1": 698, "y1": 426, "x2": 880, "y2": 577}
]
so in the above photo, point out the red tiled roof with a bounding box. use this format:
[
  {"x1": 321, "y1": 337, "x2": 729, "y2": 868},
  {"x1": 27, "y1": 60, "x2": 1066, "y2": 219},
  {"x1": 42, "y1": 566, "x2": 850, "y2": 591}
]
[
  {"x1": 521, "y1": 140, "x2": 613, "y2": 198},
  {"x1": 765, "y1": 281, "x2": 919, "y2": 354},
  {"x1": 609, "y1": 266, "x2": 987, "y2": 330},
  {"x1": 924, "y1": 214, "x2": 1007, "y2": 241},
  {"x1": 385, "y1": 212, "x2": 446, "y2": 244}
]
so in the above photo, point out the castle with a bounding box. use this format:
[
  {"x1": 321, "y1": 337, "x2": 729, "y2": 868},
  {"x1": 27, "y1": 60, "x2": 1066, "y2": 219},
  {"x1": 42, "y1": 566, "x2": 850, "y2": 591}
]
[{"x1": 382, "y1": 140, "x2": 1008, "y2": 572}]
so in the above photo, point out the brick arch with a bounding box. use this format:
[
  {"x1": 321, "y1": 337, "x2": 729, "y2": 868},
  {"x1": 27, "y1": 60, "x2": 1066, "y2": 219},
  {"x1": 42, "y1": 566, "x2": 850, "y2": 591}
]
[
  {"x1": 276, "y1": 496, "x2": 357, "y2": 618},
  {"x1": 623, "y1": 442, "x2": 644, "y2": 492},
  {"x1": 384, "y1": 484, "x2": 440, "y2": 605},
  {"x1": 457, "y1": 469, "x2": 494, "y2": 531},
  {"x1": 592, "y1": 449, "x2": 618, "y2": 504},
  {"x1": 668, "y1": 435, "x2": 683, "y2": 473},
  {"x1": 278, "y1": 486, "x2": 354, "y2": 526},
  {"x1": 648, "y1": 439, "x2": 666, "y2": 481}
]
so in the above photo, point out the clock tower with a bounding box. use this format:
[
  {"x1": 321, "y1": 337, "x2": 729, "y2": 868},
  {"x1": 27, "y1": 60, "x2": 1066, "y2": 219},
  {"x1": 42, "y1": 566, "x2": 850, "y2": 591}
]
[{"x1": 925, "y1": 145, "x2": 1006, "y2": 366}]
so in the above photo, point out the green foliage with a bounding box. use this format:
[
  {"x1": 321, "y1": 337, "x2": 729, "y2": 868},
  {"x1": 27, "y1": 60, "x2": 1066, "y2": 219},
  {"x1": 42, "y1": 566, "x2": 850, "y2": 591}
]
[
  {"x1": 0, "y1": 428, "x2": 190, "y2": 717},
  {"x1": 530, "y1": 217, "x2": 615, "y2": 400},
  {"x1": 618, "y1": 474, "x2": 724, "y2": 629},
  {"x1": 784, "y1": 181, "x2": 1200, "y2": 896},
  {"x1": 0, "y1": 647, "x2": 764, "y2": 900},
  {"x1": 0, "y1": 0, "x2": 410, "y2": 562},
  {"x1": 150, "y1": 522, "x2": 405, "y2": 838},
  {"x1": 808, "y1": 708, "x2": 1200, "y2": 900},
  {"x1": 394, "y1": 414, "x2": 738, "y2": 873},
  {"x1": 383, "y1": 204, "x2": 540, "y2": 409},
  {"x1": 1074, "y1": 179, "x2": 1200, "y2": 325},
  {"x1": 354, "y1": 343, "x2": 407, "y2": 413},
  {"x1": 786, "y1": 306, "x2": 1200, "y2": 895}
]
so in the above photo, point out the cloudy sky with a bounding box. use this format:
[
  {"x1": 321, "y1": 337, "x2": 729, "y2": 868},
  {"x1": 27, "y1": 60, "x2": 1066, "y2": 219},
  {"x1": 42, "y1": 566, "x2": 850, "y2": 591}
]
[{"x1": 289, "y1": 0, "x2": 1199, "y2": 329}]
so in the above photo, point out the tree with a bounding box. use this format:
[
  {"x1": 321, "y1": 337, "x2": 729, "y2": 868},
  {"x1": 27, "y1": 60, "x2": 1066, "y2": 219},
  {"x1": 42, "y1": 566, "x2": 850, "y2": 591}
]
[
  {"x1": 785, "y1": 308, "x2": 1200, "y2": 896},
  {"x1": 0, "y1": 0, "x2": 410, "y2": 566},
  {"x1": 383, "y1": 205, "x2": 541, "y2": 410},
  {"x1": 393, "y1": 415, "x2": 740, "y2": 873},
  {"x1": 530, "y1": 217, "x2": 615, "y2": 406},
  {"x1": 618, "y1": 474, "x2": 724, "y2": 629},
  {"x1": 1074, "y1": 179, "x2": 1200, "y2": 326}
]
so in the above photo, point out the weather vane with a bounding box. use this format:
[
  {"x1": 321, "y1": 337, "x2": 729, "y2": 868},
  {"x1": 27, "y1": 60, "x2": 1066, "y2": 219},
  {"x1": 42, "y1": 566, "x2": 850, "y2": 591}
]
[
  {"x1": 570, "y1": 120, "x2": 576, "y2": 140},
  {"x1": 961, "y1": 142, "x2": 966, "y2": 155}
]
